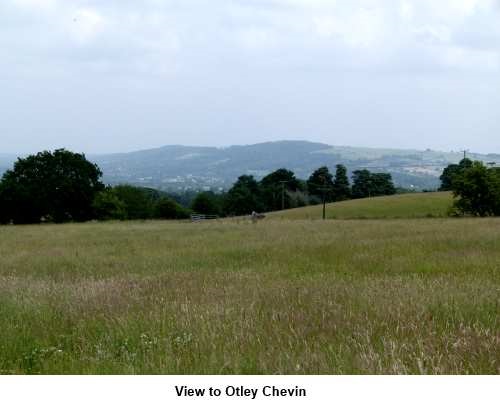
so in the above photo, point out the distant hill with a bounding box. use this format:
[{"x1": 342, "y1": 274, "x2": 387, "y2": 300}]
[
  {"x1": 90, "y1": 141, "x2": 499, "y2": 191},
  {"x1": 268, "y1": 192, "x2": 453, "y2": 220},
  {"x1": 2, "y1": 142, "x2": 499, "y2": 191}
]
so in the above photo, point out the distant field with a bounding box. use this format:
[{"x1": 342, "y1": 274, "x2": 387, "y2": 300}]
[
  {"x1": 0, "y1": 217, "x2": 498, "y2": 374},
  {"x1": 269, "y1": 192, "x2": 453, "y2": 220}
]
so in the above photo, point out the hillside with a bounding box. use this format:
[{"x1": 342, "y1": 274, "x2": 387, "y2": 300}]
[
  {"x1": 89, "y1": 142, "x2": 499, "y2": 192},
  {"x1": 268, "y1": 192, "x2": 453, "y2": 220},
  {"x1": 2, "y1": 142, "x2": 499, "y2": 191}
]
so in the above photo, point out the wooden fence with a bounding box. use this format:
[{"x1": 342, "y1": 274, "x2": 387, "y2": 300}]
[{"x1": 190, "y1": 214, "x2": 219, "y2": 222}]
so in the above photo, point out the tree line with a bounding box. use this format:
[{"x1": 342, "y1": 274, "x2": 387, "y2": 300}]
[
  {"x1": 218, "y1": 165, "x2": 396, "y2": 216},
  {"x1": 2, "y1": 149, "x2": 498, "y2": 224},
  {"x1": 0, "y1": 149, "x2": 399, "y2": 224}
]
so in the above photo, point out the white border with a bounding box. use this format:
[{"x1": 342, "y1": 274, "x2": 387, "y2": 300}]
[{"x1": 1, "y1": 376, "x2": 498, "y2": 405}]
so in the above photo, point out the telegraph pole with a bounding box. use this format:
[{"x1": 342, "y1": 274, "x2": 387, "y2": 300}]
[
  {"x1": 323, "y1": 191, "x2": 326, "y2": 220},
  {"x1": 318, "y1": 186, "x2": 330, "y2": 220},
  {"x1": 308, "y1": 180, "x2": 334, "y2": 220},
  {"x1": 279, "y1": 181, "x2": 288, "y2": 211},
  {"x1": 461, "y1": 149, "x2": 469, "y2": 160},
  {"x1": 309, "y1": 180, "x2": 333, "y2": 220}
]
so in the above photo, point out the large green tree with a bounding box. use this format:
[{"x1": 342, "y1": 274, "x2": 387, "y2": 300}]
[
  {"x1": 332, "y1": 164, "x2": 351, "y2": 201},
  {"x1": 351, "y1": 170, "x2": 395, "y2": 199},
  {"x1": 191, "y1": 192, "x2": 222, "y2": 216},
  {"x1": 112, "y1": 185, "x2": 159, "y2": 219},
  {"x1": 223, "y1": 175, "x2": 264, "y2": 216},
  {"x1": 451, "y1": 162, "x2": 500, "y2": 216},
  {"x1": 92, "y1": 188, "x2": 127, "y2": 220},
  {"x1": 351, "y1": 169, "x2": 372, "y2": 199},
  {"x1": 0, "y1": 149, "x2": 104, "y2": 224},
  {"x1": 155, "y1": 197, "x2": 190, "y2": 219},
  {"x1": 260, "y1": 168, "x2": 300, "y2": 211},
  {"x1": 439, "y1": 158, "x2": 473, "y2": 191},
  {"x1": 0, "y1": 185, "x2": 10, "y2": 224},
  {"x1": 371, "y1": 173, "x2": 396, "y2": 196},
  {"x1": 307, "y1": 166, "x2": 335, "y2": 203}
]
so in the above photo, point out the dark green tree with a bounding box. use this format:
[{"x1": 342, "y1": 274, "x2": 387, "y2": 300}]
[
  {"x1": 0, "y1": 183, "x2": 10, "y2": 224},
  {"x1": 352, "y1": 170, "x2": 395, "y2": 199},
  {"x1": 92, "y1": 188, "x2": 127, "y2": 220},
  {"x1": 260, "y1": 168, "x2": 300, "y2": 211},
  {"x1": 191, "y1": 192, "x2": 222, "y2": 216},
  {"x1": 112, "y1": 185, "x2": 158, "y2": 219},
  {"x1": 332, "y1": 164, "x2": 351, "y2": 201},
  {"x1": 439, "y1": 158, "x2": 473, "y2": 191},
  {"x1": 307, "y1": 166, "x2": 334, "y2": 203},
  {"x1": 0, "y1": 149, "x2": 104, "y2": 224},
  {"x1": 351, "y1": 169, "x2": 373, "y2": 199},
  {"x1": 371, "y1": 173, "x2": 396, "y2": 196},
  {"x1": 223, "y1": 175, "x2": 264, "y2": 216},
  {"x1": 451, "y1": 162, "x2": 500, "y2": 216},
  {"x1": 260, "y1": 168, "x2": 301, "y2": 190},
  {"x1": 155, "y1": 197, "x2": 190, "y2": 219},
  {"x1": 167, "y1": 190, "x2": 199, "y2": 208}
]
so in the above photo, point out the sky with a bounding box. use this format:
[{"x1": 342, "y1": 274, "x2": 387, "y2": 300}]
[{"x1": 1, "y1": 0, "x2": 500, "y2": 154}]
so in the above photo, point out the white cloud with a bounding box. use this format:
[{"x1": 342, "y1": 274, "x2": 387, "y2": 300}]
[
  {"x1": 313, "y1": 7, "x2": 387, "y2": 47},
  {"x1": 1, "y1": 0, "x2": 500, "y2": 153},
  {"x1": 440, "y1": 46, "x2": 500, "y2": 71},
  {"x1": 67, "y1": 8, "x2": 105, "y2": 44},
  {"x1": 4, "y1": 0, "x2": 499, "y2": 73},
  {"x1": 10, "y1": 0, "x2": 57, "y2": 10},
  {"x1": 413, "y1": 25, "x2": 452, "y2": 45}
]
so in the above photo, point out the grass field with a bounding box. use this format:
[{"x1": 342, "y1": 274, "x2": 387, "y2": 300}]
[
  {"x1": 269, "y1": 192, "x2": 453, "y2": 220},
  {"x1": 0, "y1": 216, "x2": 498, "y2": 374}
]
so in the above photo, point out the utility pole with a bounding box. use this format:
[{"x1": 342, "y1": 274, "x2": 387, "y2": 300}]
[
  {"x1": 309, "y1": 180, "x2": 333, "y2": 220},
  {"x1": 323, "y1": 192, "x2": 326, "y2": 220},
  {"x1": 318, "y1": 186, "x2": 330, "y2": 220},
  {"x1": 462, "y1": 149, "x2": 469, "y2": 160},
  {"x1": 279, "y1": 181, "x2": 288, "y2": 211}
]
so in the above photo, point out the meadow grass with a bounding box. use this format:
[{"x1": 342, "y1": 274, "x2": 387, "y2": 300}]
[
  {"x1": 0, "y1": 217, "x2": 498, "y2": 374},
  {"x1": 269, "y1": 192, "x2": 453, "y2": 220}
]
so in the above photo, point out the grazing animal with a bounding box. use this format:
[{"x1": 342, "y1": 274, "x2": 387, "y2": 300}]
[{"x1": 251, "y1": 211, "x2": 266, "y2": 223}]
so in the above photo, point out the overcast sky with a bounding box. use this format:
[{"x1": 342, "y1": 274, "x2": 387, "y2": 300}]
[{"x1": 1, "y1": 0, "x2": 499, "y2": 154}]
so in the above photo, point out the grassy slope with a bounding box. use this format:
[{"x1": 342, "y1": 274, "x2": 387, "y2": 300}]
[
  {"x1": 269, "y1": 192, "x2": 453, "y2": 220},
  {"x1": 0, "y1": 218, "x2": 498, "y2": 374}
]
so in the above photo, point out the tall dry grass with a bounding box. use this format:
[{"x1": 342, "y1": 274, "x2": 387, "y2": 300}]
[{"x1": 0, "y1": 218, "x2": 498, "y2": 374}]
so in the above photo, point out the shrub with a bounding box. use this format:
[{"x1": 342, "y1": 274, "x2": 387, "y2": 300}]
[
  {"x1": 92, "y1": 189, "x2": 127, "y2": 220},
  {"x1": 155, "y1": 198, "x2": 190, "y2": 219}
]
